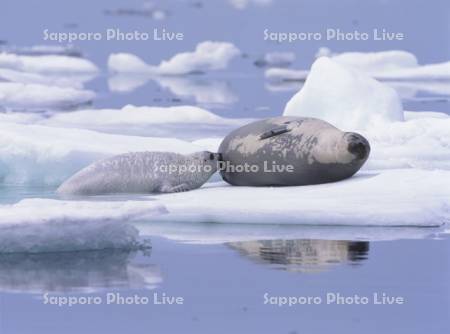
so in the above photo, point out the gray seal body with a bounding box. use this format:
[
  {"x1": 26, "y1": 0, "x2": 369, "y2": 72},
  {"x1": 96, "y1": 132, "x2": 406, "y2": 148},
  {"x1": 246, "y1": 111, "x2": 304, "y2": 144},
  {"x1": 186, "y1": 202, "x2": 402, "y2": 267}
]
[
  {"x1": 57, "y1": 151, "x2": 219, "y2": 195},
  {"x1": 218, "y1": 116, "x2": 370, "y2": 186}
]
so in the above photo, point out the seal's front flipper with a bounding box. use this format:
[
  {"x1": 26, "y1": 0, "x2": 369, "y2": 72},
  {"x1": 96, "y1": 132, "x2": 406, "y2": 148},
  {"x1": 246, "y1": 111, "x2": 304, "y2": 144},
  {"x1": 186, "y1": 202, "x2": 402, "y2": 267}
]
[
  {"x1": 259, "y1": 125, "x2": 292, "y2": 140},
  {"x1": 160, "y1": 183, "x2": 190, "y2": 193}
]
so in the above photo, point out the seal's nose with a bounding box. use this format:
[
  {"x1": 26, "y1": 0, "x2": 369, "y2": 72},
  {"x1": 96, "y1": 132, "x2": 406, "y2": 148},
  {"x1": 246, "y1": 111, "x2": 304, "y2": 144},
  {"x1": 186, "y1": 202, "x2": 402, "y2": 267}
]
[{"x1": 345, "y1": 133, "x2": 370, "y2": 160}]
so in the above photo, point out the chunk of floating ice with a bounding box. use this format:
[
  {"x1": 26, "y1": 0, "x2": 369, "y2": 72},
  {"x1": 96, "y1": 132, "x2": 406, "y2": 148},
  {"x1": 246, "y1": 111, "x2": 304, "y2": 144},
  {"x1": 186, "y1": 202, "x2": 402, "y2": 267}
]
[
  {"x1": 108, "y1": 41, "x2": 240, "y2": 75},
  {"x1": 361, "y1": 115, "x2": 450, "y2": 170},
  {"x1": 0, "y1": 52, "x2": 98, "y2": 74},
  {"x1": 330, "y1": 50, "x2": 419, "y2": 73},
  {"x1": 255, "y1": 52, "x2": 295, "y2": 68},
  {"x1": 284, "y1": 57, "x2": 404, "y2": 131},
  {"x1": 0, "y1": 198, "x2": 167, "y2": 253},
  {"x1": 1, "y1": 104, "x2": 253, "y2": 140},
  {"x1": 271, "y1": 50, "x2": 450, "y2": 82},
  {"x1": 44, "y1": 104, "x2": 250, "y2": 127},
  {"x1": 146, "y1": 169, "x2": 450, "y2": 227},
  {"x1": 229, "y1": 0, "x2": 273, "y2": 10},
  {"x1": 330, "y1": 50, "x2": 450, "y2": 80},
  {"x1": 0, "y1": 68, "x2": 96, "y2": 89},
  {"x1": 265, "y1": 67, "x2": 308, "y2": 82},
  {"x1": 0, "y1": 82, "x2": 95, "y2": 110},
  {"x1": 0, "y1": 123, "x2": 200, "y2": 185},
  {"x1": 2, "y1": 44, "x2": 83, "y2": 57}
]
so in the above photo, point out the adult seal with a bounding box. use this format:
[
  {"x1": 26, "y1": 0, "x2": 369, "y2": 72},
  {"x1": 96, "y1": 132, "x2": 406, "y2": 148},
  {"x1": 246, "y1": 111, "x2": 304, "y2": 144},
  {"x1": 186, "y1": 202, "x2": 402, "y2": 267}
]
[
  {"x1": 218, "y1": 116, "x2": 370, "y2": 186},
  {"x1": 57, "y1": 151, "x2": 219, "y2": 195}
]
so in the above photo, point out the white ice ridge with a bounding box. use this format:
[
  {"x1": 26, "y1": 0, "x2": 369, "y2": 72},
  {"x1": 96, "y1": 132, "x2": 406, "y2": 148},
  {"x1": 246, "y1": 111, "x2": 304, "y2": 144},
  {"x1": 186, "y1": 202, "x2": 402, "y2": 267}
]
[
  {"x1": 0, "y1": 122, "x2": 201, "y2": 185},
  {"x1": 108, "y1": 41, "x2": 240, "y2": 75},
  {"x1": 146, "y1": 169, "x2": 450, "y2": 227},
  {"x1": 284, "y1": 57, "x2": 404, "y2": 131},
  {"x1": 0, "y1": 198, "x2": 167, "y2": 253},
  {"x1": 0, "y1": 52, "x2": 98, "y2": 74},
  {"x1": 0, "y1": 82, "x2": 95, "y2": 109}
]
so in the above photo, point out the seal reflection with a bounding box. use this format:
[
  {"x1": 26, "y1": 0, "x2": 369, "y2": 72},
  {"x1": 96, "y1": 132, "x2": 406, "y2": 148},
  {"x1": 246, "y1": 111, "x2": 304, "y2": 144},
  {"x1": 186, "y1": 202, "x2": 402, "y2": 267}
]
[
  {"x1": 227, "y1": 239, "x2": 369, "y2": 273},
  {"x1": 0, "y1": 249, "x2": 162, "y2": 294}
]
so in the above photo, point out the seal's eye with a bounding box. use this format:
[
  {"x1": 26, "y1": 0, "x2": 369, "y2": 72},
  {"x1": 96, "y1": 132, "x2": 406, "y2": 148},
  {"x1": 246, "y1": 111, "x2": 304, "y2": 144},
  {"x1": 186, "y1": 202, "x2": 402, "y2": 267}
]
[{"x1": 209, "y1": 153, "x2": 215, "y2": 160}]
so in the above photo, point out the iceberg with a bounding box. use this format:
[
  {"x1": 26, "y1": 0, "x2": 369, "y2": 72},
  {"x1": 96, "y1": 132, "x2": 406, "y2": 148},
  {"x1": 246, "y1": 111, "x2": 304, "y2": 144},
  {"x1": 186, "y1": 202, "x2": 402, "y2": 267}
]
[
  {"x1": 0, "y1": 198, "x2": 167, "y2": 253},
  {"x1": 0, "y1": 122, "x2": 201, "y2": 185},
  {"x1": 0, "y1": 52, "x2": 98, "y2": 74},
  {"x1": 0, "y1": 82, "x2": 95, "y2": 109},
  {"x1": 108, "y1": 41, "x2": 240, "y2": 75},
  {"x1": 284, "y1": 57, "x2": 404, "y2": 131}
]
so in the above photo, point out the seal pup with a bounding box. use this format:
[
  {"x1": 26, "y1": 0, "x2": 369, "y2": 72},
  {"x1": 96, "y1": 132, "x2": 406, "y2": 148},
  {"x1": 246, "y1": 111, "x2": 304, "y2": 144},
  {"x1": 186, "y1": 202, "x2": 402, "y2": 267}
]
[
  {"x1": 57, "y1": 151, "x2": 219, "y2": 195},
  {"x1": 218, "y1": 116, "x2": 370, "y2": 186}
]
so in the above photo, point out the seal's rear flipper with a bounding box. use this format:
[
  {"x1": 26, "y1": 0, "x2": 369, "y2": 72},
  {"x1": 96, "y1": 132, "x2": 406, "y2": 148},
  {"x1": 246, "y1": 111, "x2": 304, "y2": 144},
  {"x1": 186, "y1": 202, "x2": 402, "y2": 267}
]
[{"x1": 160, "y1": 183, "x2": 190, "y2": 193}]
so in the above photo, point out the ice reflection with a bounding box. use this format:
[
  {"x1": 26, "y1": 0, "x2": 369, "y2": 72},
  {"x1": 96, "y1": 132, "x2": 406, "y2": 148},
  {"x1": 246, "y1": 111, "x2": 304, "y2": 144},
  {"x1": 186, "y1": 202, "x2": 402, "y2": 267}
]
[
  {"x1": 0, "y1": 249, "x2": 162, "y2": 294},
  {"x1": 108, "y1": 74, "x2": 238, "y2": 107},
  {"x1": 228, "y1": 239, "x2": 369, "y2": 273}
]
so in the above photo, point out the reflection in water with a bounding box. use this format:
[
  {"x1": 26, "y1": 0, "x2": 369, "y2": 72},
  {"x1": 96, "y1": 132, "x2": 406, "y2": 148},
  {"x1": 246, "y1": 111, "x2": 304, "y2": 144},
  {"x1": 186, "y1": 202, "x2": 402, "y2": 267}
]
[
  {"x1": 228, "y1": 239, "x2": 369, "y2": 273},
  {"x1": 0, "y1": 249, "x2": 162, "y2": 294},
  {"x1": 108, "y1": 74, "x2": 238, "y2": 107}
]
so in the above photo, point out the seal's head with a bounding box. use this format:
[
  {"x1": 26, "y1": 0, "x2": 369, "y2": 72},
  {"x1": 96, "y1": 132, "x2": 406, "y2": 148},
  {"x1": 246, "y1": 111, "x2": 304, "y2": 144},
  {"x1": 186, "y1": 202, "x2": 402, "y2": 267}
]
[
  {"x1": 344, "y1": 132, "x2": 371, "y2": 163},
  {"x1": 189, "y1": 151, "x2": 220, "y2": 175}
]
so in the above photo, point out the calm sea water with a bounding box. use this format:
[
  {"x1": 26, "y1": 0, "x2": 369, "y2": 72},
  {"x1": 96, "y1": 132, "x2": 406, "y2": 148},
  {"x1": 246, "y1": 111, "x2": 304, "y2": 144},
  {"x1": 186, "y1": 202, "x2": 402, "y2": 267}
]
[{"x1": 0, "y1": 0, "x2": 449, "y2": 333}]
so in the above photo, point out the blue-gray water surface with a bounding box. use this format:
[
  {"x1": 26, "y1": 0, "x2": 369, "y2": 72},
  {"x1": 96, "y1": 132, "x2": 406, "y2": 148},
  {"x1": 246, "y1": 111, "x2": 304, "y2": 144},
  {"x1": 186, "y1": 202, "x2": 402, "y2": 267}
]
[{"x1": 0, "y1": 0, "x2": 449, "y2": 333}]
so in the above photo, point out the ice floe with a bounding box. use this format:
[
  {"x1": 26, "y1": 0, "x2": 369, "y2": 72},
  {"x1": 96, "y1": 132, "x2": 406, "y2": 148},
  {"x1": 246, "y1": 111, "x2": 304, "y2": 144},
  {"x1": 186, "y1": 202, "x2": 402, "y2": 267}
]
[
  {"x1": 0, "y1": 198, "x2": 166, "y2": 253},
  {"x1": 141, "y1": 169, "x2": 450, "y2": 227},
  {"x1": 361, "y1": 115, "x2": 450, "y2": 170},
  {"x1": 0, "y1": 68, "x2": 96, "y2": 89},
  {"x1": 267, "y1": 50, "x2": 450, "y2": 82},
  {"x1": 0, "y1": 82, "x2": 95, "y2": 110},
  {"x1": 0, "y1": 122, "x2": 201, "y2": 185},
  {"x1": 0, "y1": 104, "x2": 252, "y2": 139},
  {"x1": 330, "y1": 50, "x2": 450, "y2": 80},
  {"x1": 108, "y1": 41, "x2": 240, "y2": 75},
  {"x1": 330, "y1": 50, "x2": 419, "y2": 74},
  {"x1": 284, "y1": 57, "x2": 404, "y2": 131},
  {"x1": 1, "y1": 44, "x2": 82, "y2": 57},
  {"x1": 254, "y1": 52, "x2": 295, "y2": 68},
  {"x1": 29, "y1": 104, "x2": 251, "y2": 139},
  {"x1": 0, "y1": 52, "x2": 98, "y2": 74},
  {"x1": 229, "y1": 0, "x2": 273, "y2": 10}
]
